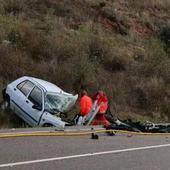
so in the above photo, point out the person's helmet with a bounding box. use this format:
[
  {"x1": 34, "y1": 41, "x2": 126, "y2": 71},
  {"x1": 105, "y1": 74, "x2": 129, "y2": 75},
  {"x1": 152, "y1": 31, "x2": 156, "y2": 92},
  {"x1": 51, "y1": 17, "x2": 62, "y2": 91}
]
[{"x1": 98, "y1": 90, "x2": 105, "y2": 97}]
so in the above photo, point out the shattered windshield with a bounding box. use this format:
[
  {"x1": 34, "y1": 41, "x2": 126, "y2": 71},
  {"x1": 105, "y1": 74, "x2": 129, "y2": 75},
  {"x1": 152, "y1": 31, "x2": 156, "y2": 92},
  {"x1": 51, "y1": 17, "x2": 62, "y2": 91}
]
[{"x1": 45, "y1": 92, "x2": 78, "y2": 113}]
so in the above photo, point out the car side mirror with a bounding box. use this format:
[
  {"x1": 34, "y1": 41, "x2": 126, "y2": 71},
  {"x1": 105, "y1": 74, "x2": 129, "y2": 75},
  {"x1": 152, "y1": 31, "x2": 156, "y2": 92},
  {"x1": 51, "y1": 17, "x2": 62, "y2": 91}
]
[{"x1": 32, "y1": 104, "x2": 42, "y2": 111}]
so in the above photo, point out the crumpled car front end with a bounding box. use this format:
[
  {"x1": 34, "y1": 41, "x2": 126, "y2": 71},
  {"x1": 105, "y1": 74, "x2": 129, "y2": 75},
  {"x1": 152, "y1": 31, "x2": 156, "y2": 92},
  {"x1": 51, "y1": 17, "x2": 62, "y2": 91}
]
[{"x1": 39, "y1": 111, "x2": 66, "y2": 130}]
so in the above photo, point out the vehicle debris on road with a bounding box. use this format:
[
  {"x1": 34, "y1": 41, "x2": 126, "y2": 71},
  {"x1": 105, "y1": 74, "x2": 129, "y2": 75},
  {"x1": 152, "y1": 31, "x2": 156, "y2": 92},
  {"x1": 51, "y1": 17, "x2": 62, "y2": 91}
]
[{"x1": 105, "y1": 119, "x2": 170, "y2": 133}]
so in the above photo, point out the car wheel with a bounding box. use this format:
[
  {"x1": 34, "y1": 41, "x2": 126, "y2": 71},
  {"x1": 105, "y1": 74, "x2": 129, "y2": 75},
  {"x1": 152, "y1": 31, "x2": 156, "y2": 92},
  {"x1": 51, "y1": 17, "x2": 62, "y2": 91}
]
[
  {"x1": 4, "y1": 95, "x2": 10, "y2": 108},
  {"x1": 2, "y1": 88, "x2": 6, "y2": 100},
  {"x1": 43, "y1": 123, "x2": 53, "y2": 127},
  {"x1": 1, "y1": 90, "x2": 10, "y2": 109}
]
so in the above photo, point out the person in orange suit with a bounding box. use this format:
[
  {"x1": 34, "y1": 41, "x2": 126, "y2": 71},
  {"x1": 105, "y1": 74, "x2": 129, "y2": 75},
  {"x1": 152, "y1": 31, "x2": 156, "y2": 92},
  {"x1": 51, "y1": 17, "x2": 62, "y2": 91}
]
[
  {"x1": 77, "y1": 90, "x2": 92, "y2": 125},
  {"x1": 79, "y1": 90, "x2": 93, "y2": 116},
  {"x1": 91, "y1": 90, "x2": 110, "y2": 126}
]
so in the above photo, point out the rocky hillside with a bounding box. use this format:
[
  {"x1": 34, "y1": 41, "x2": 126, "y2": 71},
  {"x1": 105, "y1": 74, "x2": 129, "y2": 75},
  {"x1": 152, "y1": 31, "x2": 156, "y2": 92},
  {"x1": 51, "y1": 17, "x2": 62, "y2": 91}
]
[{"x1": 0, "y1": 0, "x2": 170, "y2": 127}]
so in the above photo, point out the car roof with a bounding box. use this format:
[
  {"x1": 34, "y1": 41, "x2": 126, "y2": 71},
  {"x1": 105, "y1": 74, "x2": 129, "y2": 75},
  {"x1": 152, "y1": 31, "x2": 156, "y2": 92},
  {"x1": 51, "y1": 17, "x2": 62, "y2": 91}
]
[
  {"x1": 23, "y1": 76, "x2": 63, "y2": 93},
  {"x1": 32, "y1": 77, "x2": 63, "y2": 93}
]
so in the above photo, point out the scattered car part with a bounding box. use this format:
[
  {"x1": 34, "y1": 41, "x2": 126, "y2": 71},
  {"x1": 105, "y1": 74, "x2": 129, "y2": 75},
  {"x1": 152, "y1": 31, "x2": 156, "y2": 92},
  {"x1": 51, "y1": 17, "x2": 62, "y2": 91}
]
[{"x1": 105, "y1": 118, "x2": 170, "y2": 133}]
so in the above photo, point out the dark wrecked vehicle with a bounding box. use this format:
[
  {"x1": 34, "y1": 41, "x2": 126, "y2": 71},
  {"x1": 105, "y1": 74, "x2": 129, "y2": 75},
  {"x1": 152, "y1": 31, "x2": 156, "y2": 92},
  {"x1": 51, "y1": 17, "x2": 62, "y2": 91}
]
[{"x1": 105, "y1": 117, "x2": 170, "y2": 133}]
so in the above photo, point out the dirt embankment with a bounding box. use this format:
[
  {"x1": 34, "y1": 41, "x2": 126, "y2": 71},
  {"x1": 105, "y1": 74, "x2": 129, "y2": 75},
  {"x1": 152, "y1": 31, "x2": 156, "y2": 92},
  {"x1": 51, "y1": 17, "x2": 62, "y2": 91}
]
[{"x1": 0, "y1": 0, "x2": 170, "y2": 127}]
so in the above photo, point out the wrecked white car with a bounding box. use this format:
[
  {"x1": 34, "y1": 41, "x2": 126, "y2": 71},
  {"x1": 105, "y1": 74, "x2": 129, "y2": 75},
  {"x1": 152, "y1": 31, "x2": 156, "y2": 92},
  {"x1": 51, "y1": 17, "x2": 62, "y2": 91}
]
[{"x1": 2, "y1": 76, "x2": 78, "y2": 130}]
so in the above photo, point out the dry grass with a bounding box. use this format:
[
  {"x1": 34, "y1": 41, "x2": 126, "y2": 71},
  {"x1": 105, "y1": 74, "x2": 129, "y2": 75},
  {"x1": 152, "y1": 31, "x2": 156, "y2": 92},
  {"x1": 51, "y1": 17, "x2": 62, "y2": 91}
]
[
  {"x1": 126, "y1": 0, "x2": 170, "y2": 10},
  {"x1": 0, "y1": 0, "x2": 170, "y2": 127}
]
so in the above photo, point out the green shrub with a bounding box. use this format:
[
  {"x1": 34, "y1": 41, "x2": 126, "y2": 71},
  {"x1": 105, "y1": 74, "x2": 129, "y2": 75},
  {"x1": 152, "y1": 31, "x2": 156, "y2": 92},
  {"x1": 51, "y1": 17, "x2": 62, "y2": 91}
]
[
  {"x1": 86, "y1": 0, "x2": 109, "y2": 13},
  {"x1": 125, "y1": 0, "x2": 170, "y2": 12},
  {"x1": 0, "y1": 110, "x2": 9, "y2": 128},
  {"x1": 160, "y1": 24, "x2": 170, "y2": 52},
  {"x1": 128, "y1": 77, "x2": 166, "y2": 111},
  {"x1": 101, "y1": 6, "x2": 117, "y2": 22},
  {"x1": 142, "y1": 38, "x2": 167, "y2": 76},
  {"x1": 0, "y1": 44, "x2": 31, "y2": 80},
  {"x1": 0, "y1": 109, "x2": 24, "y2": 128},
  {"x1": 3, "y1": 0, "x2": 26, "y2": 15},
  {"x1": 0, "y1": 15, "x2": 19, "y2": 41}
]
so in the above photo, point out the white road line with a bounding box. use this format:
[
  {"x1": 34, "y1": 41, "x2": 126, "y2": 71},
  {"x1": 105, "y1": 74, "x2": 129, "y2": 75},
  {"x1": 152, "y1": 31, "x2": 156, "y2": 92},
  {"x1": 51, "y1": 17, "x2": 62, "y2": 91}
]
[{"x1": 0, "y1": 143, "x2": 170, "y2": 168}]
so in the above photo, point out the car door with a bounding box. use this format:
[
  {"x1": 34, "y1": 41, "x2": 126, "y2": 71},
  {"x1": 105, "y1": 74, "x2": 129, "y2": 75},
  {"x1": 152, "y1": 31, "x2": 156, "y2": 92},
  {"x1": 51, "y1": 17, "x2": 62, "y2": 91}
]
[
  {"x1": 22, "y1": 86, "x2": 44, "y2": 126},
  {"x1": 11, "y1": 80, "x2": 35, "y2": 122}
]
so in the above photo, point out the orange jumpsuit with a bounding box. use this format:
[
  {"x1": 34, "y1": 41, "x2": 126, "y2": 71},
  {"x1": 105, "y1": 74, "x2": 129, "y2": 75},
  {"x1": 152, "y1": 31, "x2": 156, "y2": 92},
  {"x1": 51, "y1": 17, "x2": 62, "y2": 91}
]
[
  {"x1": 79, "y1": 95, "x2": 93, "y2": 116},
  {"x1": 91, "y1": 91, "x2": 110, "y2": 126}
]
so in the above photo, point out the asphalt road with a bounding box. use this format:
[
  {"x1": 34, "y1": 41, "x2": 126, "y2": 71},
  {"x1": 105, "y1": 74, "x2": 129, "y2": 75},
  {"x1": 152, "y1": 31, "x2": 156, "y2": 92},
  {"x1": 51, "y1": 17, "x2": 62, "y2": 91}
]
[{"x1": 0, "y1": 128, "x2": 170, "y2": 170}]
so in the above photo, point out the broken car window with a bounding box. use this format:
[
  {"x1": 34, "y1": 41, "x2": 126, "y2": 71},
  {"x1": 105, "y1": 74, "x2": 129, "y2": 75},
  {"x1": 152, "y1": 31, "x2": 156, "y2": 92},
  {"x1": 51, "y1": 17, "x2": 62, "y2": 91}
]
[{"x1": 45, "y1": 92, "x2": 77, "y2": 113}]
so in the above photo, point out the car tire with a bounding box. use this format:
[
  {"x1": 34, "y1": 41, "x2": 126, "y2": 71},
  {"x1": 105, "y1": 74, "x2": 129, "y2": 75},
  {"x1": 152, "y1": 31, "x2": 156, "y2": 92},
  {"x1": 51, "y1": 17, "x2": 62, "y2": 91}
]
[
  {"x1": 1, "y1": 89, "x2": 10, "y2": 109},
  {"x1": 3, "y1": 95, "x2": 10, "y2": 109},
  {"x1": 43, "y1": 123, "x2": 53, "y2": 127}
]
